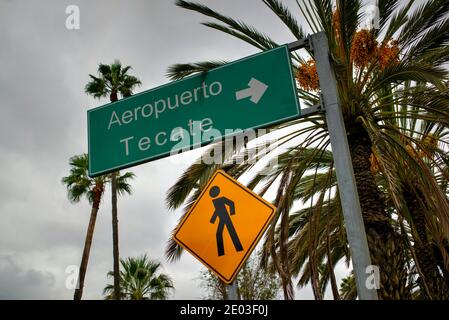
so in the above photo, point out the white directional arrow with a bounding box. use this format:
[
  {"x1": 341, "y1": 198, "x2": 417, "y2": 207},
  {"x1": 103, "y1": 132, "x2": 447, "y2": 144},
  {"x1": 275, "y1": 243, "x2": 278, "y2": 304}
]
[{"x1": 235, "y1": 78, "x2": 268, "y2": 104}]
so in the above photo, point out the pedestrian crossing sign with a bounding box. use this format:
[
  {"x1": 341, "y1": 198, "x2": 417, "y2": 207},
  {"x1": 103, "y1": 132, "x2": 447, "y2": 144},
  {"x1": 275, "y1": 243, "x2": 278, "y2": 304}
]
[{"x1": 173, "y1": 170, "x2": 276, "y2": 284}]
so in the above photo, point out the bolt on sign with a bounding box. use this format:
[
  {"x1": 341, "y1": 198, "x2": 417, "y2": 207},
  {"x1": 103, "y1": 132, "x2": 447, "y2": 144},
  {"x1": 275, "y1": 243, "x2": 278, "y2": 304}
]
[
  {"x1": 173, "y1": 170, "x2": 276, "y2": 284},
  {"x1": 87, "y1": 45, "x2": 300, "y2": 177}
]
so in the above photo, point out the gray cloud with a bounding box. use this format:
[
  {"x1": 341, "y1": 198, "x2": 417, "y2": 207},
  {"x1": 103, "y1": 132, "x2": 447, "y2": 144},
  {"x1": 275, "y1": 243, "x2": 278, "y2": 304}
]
[{"x1": 0, "y1": 256, "x2": 57, "y2": 299}]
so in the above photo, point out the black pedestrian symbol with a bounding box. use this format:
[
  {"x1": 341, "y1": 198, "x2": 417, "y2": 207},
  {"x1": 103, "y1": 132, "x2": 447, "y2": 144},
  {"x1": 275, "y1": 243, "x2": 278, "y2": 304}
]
[{"x1": 209, "y1": 186, "x2": 243, "y2": 256}]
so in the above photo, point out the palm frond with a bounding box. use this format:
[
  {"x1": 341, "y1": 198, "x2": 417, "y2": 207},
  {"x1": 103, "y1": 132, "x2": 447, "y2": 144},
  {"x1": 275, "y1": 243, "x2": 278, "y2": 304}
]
[
  {"x1": 262, "y1": 0, "x2": 305, "y2": 39},
  {"x1": 116, "y1": 171, "x2": 135, "y2": 196},
  {"x1": 166, "y1": 61, "x2": 228, "y2": 80},
  {"x1": 176, "y1": 0, "x2": 277, "y2": 50},
  {"x1": 84, "y1": 75, "x2": 107, "y2": 98}
]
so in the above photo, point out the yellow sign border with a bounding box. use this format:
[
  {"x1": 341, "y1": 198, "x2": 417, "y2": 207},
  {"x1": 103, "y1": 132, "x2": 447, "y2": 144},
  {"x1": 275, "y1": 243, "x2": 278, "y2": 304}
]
[{"x1": 173, "y1": 169, "x2": 276, "y2": 284}]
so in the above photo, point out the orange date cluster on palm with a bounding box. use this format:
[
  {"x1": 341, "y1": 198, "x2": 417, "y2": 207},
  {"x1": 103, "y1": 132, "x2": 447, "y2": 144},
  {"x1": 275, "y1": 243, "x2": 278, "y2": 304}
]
[
  {"x1": 296, "y1": 11, "x2": 400, "y2": 92},
  {"x1": 295, "y1": 59, "x2": 319, "y2": 92},
  {"x1": 350, "y1": 29, "x2": 378, "y2": 67},
  {"x1": 378, "y1": 39, "x2": 400, "y2": 70},
  {"x1": 351, "y1": 29, "x2": 400, "y2": 69}
]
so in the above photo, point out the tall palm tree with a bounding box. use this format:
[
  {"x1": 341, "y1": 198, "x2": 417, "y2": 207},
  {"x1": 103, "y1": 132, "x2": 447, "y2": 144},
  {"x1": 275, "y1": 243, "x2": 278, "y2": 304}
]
[
  {"x1": 62, "y1": 154, "x2": 107, "y2": 300},
  {"x1": 256, "y1": 105, "x2": 449, "y2": 299},
  {"x1": 273, "y1": 114, "x2": 449, "y2": 300},
  {"x1": 386, "y1": 112, "x2": 449, "y2": 299},
  {"x1": 103, "y1": 255, "x2": 174, "y2": 300},
  {"x1": 164, "y1": 0, "x2": 449, "y2": 299},
  {"x1": 85, "y1": 60, "x2": 141, "y2": 299},
  {"x1": 62, "y1": 154, "x2": 136, "y2": 299}
]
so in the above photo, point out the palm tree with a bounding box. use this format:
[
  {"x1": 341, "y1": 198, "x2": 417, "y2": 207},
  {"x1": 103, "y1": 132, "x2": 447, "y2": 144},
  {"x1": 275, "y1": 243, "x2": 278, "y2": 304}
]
[
  {"x1": 85, "y1": 60, "x2": 141, "y2": 299},
  {"x1": 62, "y1": 154, "x2": 136, "y2": 299},
  {"x1": 103, "y1": 255, "x2": 174, "y2": 300},
  {"x1": 386, "y1": 113, "x2": 449, "y2": 299},
  {"x1": 164, "y1": 0, "x2": 449, "y2": 299},
  {"x1": 278, "y1": 122, "x2": 449, "y2": 299},
  {"x1": 62, "y1": 154, "x2": 107, "y2": 300},
  {"x1": 262, "y1": 111, "x2": 449, "y2": 299},
  {"x1": 339, "y1": 275, "x2": 357, "y2": 300}
]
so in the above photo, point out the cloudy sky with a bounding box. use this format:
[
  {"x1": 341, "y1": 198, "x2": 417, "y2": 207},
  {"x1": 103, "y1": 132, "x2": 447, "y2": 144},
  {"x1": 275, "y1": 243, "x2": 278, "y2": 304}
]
[{"x1": 0, "y1": 0, "x2": 357, "y2": 299}]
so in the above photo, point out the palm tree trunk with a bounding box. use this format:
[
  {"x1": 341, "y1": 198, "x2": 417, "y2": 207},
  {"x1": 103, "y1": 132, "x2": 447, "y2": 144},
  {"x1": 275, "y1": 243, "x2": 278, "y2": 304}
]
[
  {"x1": 109, "y1": 91, "x2": 121, "y2": 300},
  {"x1": 111, "y1": 171, "x2": 120, "y2": 300},
  {"x1": 74, "y1": 188, "x2": 101, "y2": 300},
  {"x1": 347, "y1": 123, "x2": 408, "y2": 299},
  {"x1": 404, "y1": 188, "x2": 448, "y2": 299},
  {"x1": 433, "y1": 243, "x2": 449, "y2": 290}
]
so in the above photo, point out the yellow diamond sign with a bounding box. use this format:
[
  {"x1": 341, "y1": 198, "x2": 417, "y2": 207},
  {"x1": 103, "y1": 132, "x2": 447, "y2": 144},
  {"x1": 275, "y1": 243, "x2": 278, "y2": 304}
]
[{"x1": 173, "y1": 170, "x2": 276, "y2": 284}]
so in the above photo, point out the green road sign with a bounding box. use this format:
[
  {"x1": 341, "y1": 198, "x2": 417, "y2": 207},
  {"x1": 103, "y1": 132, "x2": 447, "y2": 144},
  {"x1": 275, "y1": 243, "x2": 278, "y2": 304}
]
[{"x1": 88, "y1": 45, "x2": 300, "y2": 176}]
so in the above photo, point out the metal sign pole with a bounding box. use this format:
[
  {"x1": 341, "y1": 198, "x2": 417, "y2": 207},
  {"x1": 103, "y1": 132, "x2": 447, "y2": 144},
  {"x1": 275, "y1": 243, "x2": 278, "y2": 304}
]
[
  {"x1": 227, "y1": 281, "x2": 239, "y2": 300},
  {"x1": 309, "y1": 32, "x2": 378, "y2": 300}
]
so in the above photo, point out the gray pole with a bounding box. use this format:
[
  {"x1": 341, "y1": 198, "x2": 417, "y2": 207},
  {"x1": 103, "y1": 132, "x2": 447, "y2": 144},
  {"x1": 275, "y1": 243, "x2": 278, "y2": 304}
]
[
  {"x1": 226, "y1": 281, "x2": 239, "y2": 300},
  {"x1": 310, "y1": 32, "x2": 378, "y2": 300}
]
